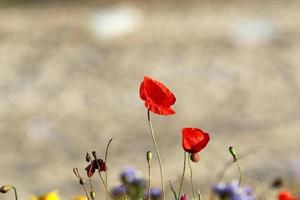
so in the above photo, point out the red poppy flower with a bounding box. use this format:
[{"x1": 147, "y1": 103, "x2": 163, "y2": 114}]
[
  {"x1": 139, "y1": 76, "x2": 176, "y2": 115},
  {"x1": 85, "y1": 159, "x2": 107, "y2": 177},
  {"x1": 182, "y1": 127, "x2": 210, "y2": 154},
  {"x1": 278, "y1": 191, "x2": 296, "y2": 200}
]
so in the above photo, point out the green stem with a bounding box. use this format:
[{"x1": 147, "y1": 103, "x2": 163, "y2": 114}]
[
  {"x1": 187, "y1": 155, "x2": 196, "y2": 200},
  {"x1": 147, "y1": 159, "x2": 151, "y2": 200},
  {"x1": 88, "y1": 177, "x2": 95, "y2": 200},
  {"x1": 73, "y1": 168, "x2": 90, "y2": 200},
  {"x1": 97, "y1": 170, "x2": 115, "y2": 199},
  {"x1": 104, "y1": 138, "x2": 113, "y2": 200},
  {"x1": 198, "y1": 190, "x2": 202, "y2": 200},
  {"x1": 177, "y1": 152, "x2": 187, "y2": 199},
  {"x1": 229, "y1": 146, "x2": 242, "y2": 186},
  {"x1": 82, "y1": 184, "x2": 90, "y2": 200},
  {"x1": 169, "y1": 181, "x2": 178, "y2": 200},
  {"x1": 236, "y1": 160, "x2": 242, "y2": 186},
  {"x1": 11, "y1": 186, "x2": 17, "y2": 200},
  {"x1": 147, "y1": 110, "x2": 165, "y2": 200}
]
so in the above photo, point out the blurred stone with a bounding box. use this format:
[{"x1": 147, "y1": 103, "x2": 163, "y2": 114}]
[
  {"x1": 230, "y1": 18, "x2": 278, "y2": 46},
  {"x1": 90, "y1": 6, "x2": 142, "y2": 39}
]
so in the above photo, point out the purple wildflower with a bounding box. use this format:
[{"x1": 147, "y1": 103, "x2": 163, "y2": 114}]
[
  {"x1": 144, "y1": 188, "x2": 162, "y2": 200},
  {"x1": 212, "y1": 180, "x2": 255, "y2": 200},
  {"x1": 112, "y1": 185, "x2": 127, "y2": 197},
  {"x1": 120, "y1": 167, "x2": 139, "y2": 183}
]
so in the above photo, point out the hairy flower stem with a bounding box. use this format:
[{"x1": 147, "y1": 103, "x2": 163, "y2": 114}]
[
  {"x1": 147, "y1": 159, "x2": 151, "y2": 200},
  {"x1": 82, "y1": 184, "x2": 90, "y2": 200},
  {"x1": 147, "y1": 110, "x2": 165, "y2": 200},
  {"x1": 105, "y1": 139, "x2": 113, "y2": 200},
  {"x1": 229, "y1": 146, "x2": 242, "y2": 186},
  {"x1": 73, "y1": 168, "x2": 90, "y2": 200},
  {"x1": 11, "y1": 186, "x2": 18, "y2": 200},
  {"x1": 188, "y1": 156, "x2": 196, "y2": 200},
  {"x1": 177, "y1": 152, "x2": 187, "y2": 199},
  {"x1": 93, "y1": 151, "x2": 115, "y2": 200},
  {"x1": 96, "y1": 169, "x2": 115, "y2": 199},
  {"x1": 236, "y1": 160, "x2": 242, "y2": 186},
  {"x1": 169, "y1": 181, "x2": 178, "y2": 200},
  {"x1": 198, "y1": 190, "x2": 202, "y2": 200},
  {"x1": 88, "y1": 177, "x2": 95, "y2": 200}
]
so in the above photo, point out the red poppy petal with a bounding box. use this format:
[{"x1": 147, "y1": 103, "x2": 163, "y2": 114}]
[
  {"x1": 145, "y1": 99, "x2": 176, "y2": 115},
  {"x1": 99, "y1": 160, "x2": 108, "y2": 171},
  {"x1": 143, "y1": 76, "x2": 176, "y2": 107},
  {"x1": 193, "y1": 132, "x2": 210, "y2": 152},
  {"x1": 139, "y1": 81, "x2": 147, "y2": 101},
  {"x1": 85, "y1": 164, "x2": 95, "y2": 177},
  {"x1": 278, "y1": 191, "x2": 296, "y2": 200},
  {"x1": 139, "y1": 76, "x2": 176, "y2": 115},
  {"x1": 182, "y1": 128, "x2": 210, "y2": 154}
]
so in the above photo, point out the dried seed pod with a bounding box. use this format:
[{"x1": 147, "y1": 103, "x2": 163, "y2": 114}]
[
  {"x1": 79, "y1": 178, "x2": 84, "y2": 185},
  {"x1": 146, "y1": 151, "x2": 152, "y2": 162},
  {"x1": 90, "y1": 191, "x2": 96, "y2": 199},
  {"x1": 92, "y1": 151, "x2": 97, "y2": 159},
  {"x1": 271, "y1": 177, "x2": 283, "y2": 188},
  {"x1": 0, "y1": 185, "x2": 12, "y2": 193},
  {"x1": 86, "y1": 153, "x2": 91, "y2": 163},
  {"x1": 190, "y1": 153, "x2": 200, "y2": 162},
  {"x1": 229, "y1": 146, "x2": 237, "y2": 162}
]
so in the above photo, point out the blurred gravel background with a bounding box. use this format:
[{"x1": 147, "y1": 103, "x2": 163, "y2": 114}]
[{"x1": 0, "y1": 0, "x2": 300, "y2": 199}]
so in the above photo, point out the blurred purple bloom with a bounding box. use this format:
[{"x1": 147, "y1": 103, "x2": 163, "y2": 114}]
[
  {"x1": 120, "y1": 167, "x2": 139, "y2": 183},
  {"x1": 150, "y1": 188, "x2": 161, "y2": 198},
  {"x1": 224, "y1": 180, "x2": 239, "y2": 194},
  {"x1": 212, "y1": 183, "x2": 227, "y2": 196},
  {"x1": 144, "y1": 188, "x2": 162, "y2": 200},
  {"x1": 243, "y1": 186, "x2": 253, "y2": 195},
  {"x1": 132, "y1": 177, "x2": 146, "y2": 188},
  {"x1": 112, "y1": 185, "x2": 127, "y2": 196},
  {"x1": 212, "y1": 180, "x2": 255, "y2": 200}
]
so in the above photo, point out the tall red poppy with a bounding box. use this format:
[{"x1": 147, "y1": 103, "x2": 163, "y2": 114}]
[
  {"x1": 182, "y1": 128, "x2": 210, "y2": 154},
  {"x1": 278, "y1": 191, "x2": 296, "y2": 200},
  {"x1": 139, "y1": 76, "x2": 176, "y2": 115}
]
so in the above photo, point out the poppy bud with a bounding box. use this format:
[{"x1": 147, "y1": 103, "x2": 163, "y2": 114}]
[
  {"x1": 0, "y1": 185, "x2": 12, "y2": 193},
  {"x1": 79, "y1": 178, "x2": 84, "y2": 185},
  {"x1": 146, "y1": 151, "x2": 152, "y2": 162},
  {"x1": 92, "y1": 151, "x2": 97, "y2": 159},
  {"x1": 90, "y1": 191, "x2": 96, "y2": 199},
  {"x1": 271, "y1": 177, "x2": 283, "y2": 188},
  {"x1": 86, "y1": 153, "x2": 91, "y2": 163},
  {"x1": 229, "y1": 146, "x2": 237, "y2": 162},
  {"x1": 190, "y1": 153, "x2": 200, "y2": 162}
]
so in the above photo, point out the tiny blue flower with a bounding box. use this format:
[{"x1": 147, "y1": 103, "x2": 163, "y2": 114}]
[
  {"x1": 112, "y1": 185, "x2": 126, "y2": 196},
  {"x1": 120, "y1": 167, "x2": 138, "y2": 183}
]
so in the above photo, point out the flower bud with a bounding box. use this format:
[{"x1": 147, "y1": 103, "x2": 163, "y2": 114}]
[
  {"x1": 190, "y1": 153, "x2": 200, "y2": 162},
  {"x1": 180, "y1": 193, "x2": 187, "y2": 200},
  {"x1": 271, "y1": 177, "x2": 283, "y2": 188},
  {"x1": 229, "y1": 146, "x2": 237, "y2": 162},
  {"x1": 79, "y1": 178, "x2": 84, "y2": 185},
  {"x1": 90, "y1": 191, "x2": 96, "y2": 199},
  {"x1": 146, "y1": 151, "x2": 152, "y2": 162},
  {"x1": 0, "y1": 185, "x2": 12, "y2": 193},
  {"x1": 92, "y1": 151, "x2": 97, "y2": 159},
  {"x1": 86, "y1": 153, "x2": 91, "y2": 162}
]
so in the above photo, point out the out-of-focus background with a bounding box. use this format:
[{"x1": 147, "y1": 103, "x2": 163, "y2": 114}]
[{"x1": 0, "y1": 0, "x2": 300, "y2": 199}]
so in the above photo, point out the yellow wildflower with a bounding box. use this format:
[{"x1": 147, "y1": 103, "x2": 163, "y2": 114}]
[
  {"x1": 30, "y1": 191, "x2": 60, "y2": 200},
  {"x1": 72, "y1": 195, "x2": 87, "y2": 200}
]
